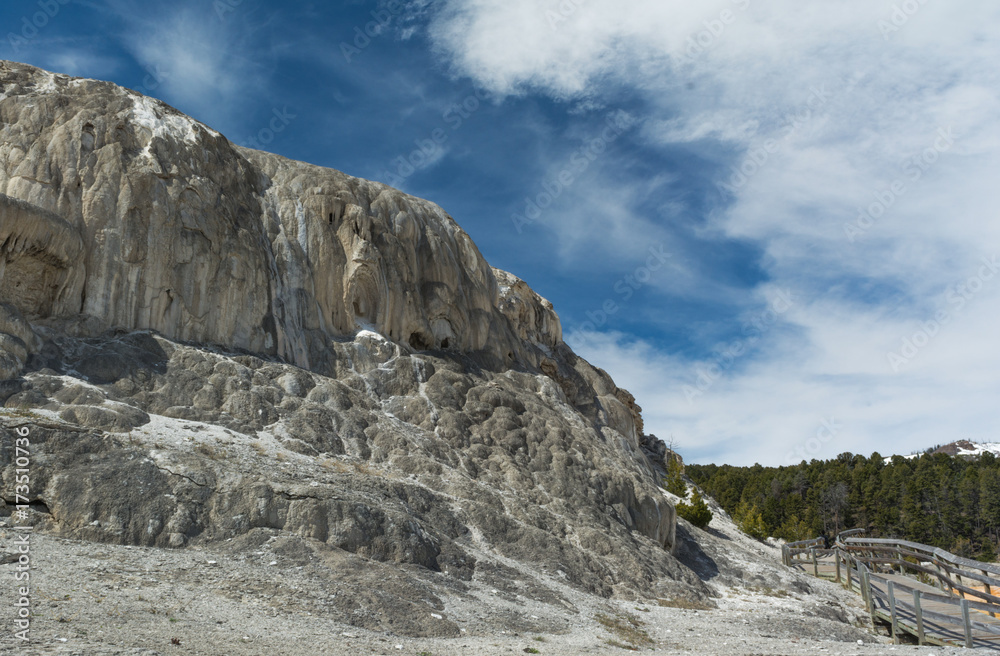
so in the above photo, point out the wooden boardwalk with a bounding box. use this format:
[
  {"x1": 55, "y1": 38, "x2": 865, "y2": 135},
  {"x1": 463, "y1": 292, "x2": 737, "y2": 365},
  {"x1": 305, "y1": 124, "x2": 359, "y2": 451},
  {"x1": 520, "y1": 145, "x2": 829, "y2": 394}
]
[
  {"x1": 869, "y1": 573, "x2": 1000, "y2": 649},
  {"x1": 785, "y1": 533, "x2": 1000, "y2": 649}
]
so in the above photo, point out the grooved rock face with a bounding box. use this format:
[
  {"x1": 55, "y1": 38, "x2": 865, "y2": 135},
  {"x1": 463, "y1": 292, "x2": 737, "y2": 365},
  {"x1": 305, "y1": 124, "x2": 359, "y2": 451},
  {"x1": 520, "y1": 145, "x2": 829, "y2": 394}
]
[
  {"x1": 0, "y1": 61, "x2": 550, "y2": 374},
  {"x1": 0, "y1": 61, "x2": 683, "y2": 607},
  {"x1": 1, "y1": 329, "x2": 686, "y2": 601}
]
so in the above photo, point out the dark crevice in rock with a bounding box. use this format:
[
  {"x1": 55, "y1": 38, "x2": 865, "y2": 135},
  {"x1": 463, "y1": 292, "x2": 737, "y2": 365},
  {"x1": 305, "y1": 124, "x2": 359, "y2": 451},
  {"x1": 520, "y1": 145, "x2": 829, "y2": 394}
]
[
  {"x1": 152, "y1": 464, "x2": 209, "y2": 488},
  {"x1": 0, "y1": 497, "x2": 50, "y2": 516},
  {"x1": 29, "y1": 499, "x2": 50, "y2": 515}
]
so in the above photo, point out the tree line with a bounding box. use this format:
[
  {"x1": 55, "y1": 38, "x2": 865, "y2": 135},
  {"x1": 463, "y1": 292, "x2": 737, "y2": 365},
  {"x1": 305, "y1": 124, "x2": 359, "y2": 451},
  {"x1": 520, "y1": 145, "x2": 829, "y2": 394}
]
[{"x1": 685, "y1": 450, "x2": 1000, "y2": 561}]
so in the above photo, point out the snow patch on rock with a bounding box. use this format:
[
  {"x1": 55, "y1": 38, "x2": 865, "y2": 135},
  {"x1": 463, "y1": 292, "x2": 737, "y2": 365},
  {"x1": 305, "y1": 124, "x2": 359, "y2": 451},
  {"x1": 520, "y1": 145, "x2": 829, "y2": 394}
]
[{"x1": 130, "y1": 94, "x2": 220, "y2": 149}]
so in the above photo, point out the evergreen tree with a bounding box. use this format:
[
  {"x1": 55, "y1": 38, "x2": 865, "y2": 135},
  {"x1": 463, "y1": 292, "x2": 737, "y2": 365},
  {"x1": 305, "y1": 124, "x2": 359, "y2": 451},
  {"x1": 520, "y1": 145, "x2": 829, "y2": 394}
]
[
  {"x1": 686, "y1": 449, "x2": 1000, "y2": 560},
  {"x1": 776, "y1": 514, "x2": 813, "y2": 542},
  {"x1": 980, "y1": 467, "x2": 1000, "y2": 543},
  {"x1": 676, "y1": 488, "x2": 713, "y2": 528},
  {"x1": 663, "y1": 453, "x2": 687, "y2": 497},
  {"x1": 733, "y1": 499, "x2": 769, "y2": 540}
]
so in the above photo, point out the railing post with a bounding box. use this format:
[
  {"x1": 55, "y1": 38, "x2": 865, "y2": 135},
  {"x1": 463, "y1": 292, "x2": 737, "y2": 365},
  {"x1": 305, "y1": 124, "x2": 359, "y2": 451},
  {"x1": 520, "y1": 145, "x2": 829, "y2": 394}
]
[
  {"x1": 835, "y1": 551, "x2": 842, "y2": 583},
  {"x1": 811, "y1": 548, "x2": 818, "y2": 578},
  {"x1": 861, "y1": 565, "x2": 873, "y2": 618},
  {"x1": 912, "y1": 589, "x2": 924, "y2": 646},
  {"x1": 782, "y1": 544, "x2": 789, "y2": 567},
  {"x1": 983, "y1": 570, "x2": 996, "y2": 618},
  {"x1": 961, "y1": 598, "x2": 973, "y2": 648},
  {"x1": 937, "y1": 558, "x2": 951, "y2": 592},
  {"x1": 888, "y1": 580, "x2": 899, "y2": 644}
]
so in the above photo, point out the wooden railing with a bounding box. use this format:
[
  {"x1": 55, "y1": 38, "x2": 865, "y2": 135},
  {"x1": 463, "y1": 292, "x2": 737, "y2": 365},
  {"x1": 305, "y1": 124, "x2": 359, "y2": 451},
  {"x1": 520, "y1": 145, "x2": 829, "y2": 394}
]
[
  {"x1": 782, "y1": 536, "x2": 830, "y2": 577},
  {"x1": 841, "y1": 537, "x2": 1000, "y2": 605},
  {"x1": 783, "y1": 529, "x2": 1000, "y2": 649}
]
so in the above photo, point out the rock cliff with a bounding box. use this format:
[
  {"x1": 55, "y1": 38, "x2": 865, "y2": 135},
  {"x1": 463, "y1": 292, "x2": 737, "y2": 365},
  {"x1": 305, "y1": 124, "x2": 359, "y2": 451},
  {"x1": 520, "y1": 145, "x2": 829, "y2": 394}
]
[
  {"x1": 0, "y1": 61, "x2": 559, "y2": 373},
  {"x1": 0, "y1": 61, "x2": 692, "y2": 613}
]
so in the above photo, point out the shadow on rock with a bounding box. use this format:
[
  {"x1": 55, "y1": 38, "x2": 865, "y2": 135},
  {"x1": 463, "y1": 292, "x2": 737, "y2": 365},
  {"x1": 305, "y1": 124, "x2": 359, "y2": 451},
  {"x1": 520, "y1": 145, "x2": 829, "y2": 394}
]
[
  {"x1": 704, "y1": 526, "x2": 732, "y2": 541},
  {"x1": 674, "y1": 522, "x2": 720, "y2": 582}
]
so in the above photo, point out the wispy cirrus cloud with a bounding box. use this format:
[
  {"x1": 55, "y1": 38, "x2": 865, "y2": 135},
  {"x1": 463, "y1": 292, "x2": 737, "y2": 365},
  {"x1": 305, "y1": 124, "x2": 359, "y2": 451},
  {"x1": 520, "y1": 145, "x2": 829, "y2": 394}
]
[
  {"x1": 95, "y1": 0, "x2": 274, "y2": 129},
  {"x1": 426, "y1": 0, "x2": 1000, "y2": 464},
  {"x1": 37, "y1": 47, "x2": 122, "y2": 79}
]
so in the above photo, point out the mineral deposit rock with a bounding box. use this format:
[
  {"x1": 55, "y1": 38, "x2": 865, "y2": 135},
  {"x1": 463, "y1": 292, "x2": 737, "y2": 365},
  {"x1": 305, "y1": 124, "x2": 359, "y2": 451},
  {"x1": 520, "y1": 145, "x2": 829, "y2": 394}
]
[
  {"x1": 0, "y1": 61, "x2": 687, "y2": 606},
  {"x1": 0, "y1": 61, "x2": 549, "y2": 375}
]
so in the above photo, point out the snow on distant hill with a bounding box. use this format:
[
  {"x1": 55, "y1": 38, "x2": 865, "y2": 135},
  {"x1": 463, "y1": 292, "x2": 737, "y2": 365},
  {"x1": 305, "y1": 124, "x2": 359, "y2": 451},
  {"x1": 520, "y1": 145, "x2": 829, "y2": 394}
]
[
  {"x1": 933, "y1": 440, "x2": 1000, "y2": 457},
  {"x1": 883, "y1": 440, "x2": 1000, "y2": 464}
]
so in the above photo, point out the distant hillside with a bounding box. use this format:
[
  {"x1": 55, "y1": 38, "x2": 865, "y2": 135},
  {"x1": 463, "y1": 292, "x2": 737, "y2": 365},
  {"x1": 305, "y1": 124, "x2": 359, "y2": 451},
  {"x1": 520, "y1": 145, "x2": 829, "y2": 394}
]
[
  {"x1": 879, "y1": 440, "x2": 1000, "y2": 464},
  {"x1": 931, "y1": 440, "x2": 1000, "y2": 458},
  {"x1": 687, "y1": 449, "x2": 1000, "y2": 562}
]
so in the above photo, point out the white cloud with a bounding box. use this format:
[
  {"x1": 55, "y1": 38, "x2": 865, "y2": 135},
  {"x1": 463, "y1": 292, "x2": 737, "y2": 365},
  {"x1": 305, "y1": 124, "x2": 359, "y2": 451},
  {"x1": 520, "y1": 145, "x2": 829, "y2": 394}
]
[
  {"x1": 572, "y1": 268, "x2": 1000, "y2": 467},
  {"x1": 39, "y1": 49, "x2": 121, "y2": 79},
  {"x1": 101, "y1": 1, "x2": 269, "y2": 130},
  {"x1": 428, "y1": 0, "x2": 1000, "y2": 464}
]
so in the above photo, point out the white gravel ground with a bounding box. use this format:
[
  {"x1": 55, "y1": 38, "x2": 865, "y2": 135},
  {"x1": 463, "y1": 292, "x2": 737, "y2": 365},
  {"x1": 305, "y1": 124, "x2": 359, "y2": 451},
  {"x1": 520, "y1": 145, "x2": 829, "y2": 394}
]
[{"x1": 0, "y1": 507, "x2": 971, "y2": 656}]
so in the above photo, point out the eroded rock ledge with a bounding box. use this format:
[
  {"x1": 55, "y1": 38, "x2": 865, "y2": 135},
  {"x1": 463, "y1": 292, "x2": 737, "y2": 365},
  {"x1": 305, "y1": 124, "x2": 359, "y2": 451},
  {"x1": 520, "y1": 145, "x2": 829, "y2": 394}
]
[{"x1": 0, "y1": 61, "x2": 561, "y2": 375}]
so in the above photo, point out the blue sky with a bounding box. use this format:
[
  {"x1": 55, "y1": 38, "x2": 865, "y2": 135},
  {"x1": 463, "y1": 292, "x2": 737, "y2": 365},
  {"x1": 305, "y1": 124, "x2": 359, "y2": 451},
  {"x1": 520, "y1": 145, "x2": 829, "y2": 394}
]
[{"x1": 4, "y1": 0, "x2": 1000, "y2": 466}]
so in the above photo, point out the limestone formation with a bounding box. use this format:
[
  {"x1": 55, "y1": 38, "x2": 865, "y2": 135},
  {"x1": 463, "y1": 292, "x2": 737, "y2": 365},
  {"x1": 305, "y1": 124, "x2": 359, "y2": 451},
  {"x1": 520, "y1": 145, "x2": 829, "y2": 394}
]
[
  {"x1": 0, "y1": 61, "x2": 684, "y2": 604},
  {"x1": 0, "y1": 61, "x2": 557, "y2": 376}
]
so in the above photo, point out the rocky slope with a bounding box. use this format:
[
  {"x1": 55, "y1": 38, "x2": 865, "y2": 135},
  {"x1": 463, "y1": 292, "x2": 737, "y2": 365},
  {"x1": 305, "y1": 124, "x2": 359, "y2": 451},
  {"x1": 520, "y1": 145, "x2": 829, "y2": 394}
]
[
  {"x1": 0, "y1": 59, "x2": 694, "y2": 612},
  {"x1": 0, "y1": 507, "x2": 896, "y2": 655}
]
